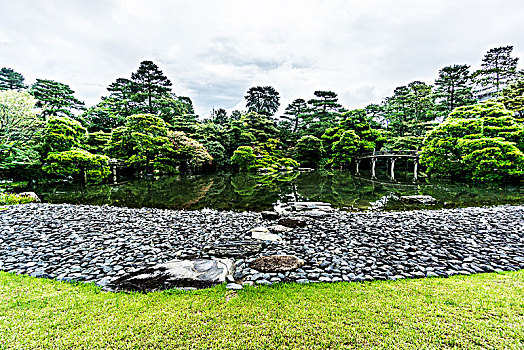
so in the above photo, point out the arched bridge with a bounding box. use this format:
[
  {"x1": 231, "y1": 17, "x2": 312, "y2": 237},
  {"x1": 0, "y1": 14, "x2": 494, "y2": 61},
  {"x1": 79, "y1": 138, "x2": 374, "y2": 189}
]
[{"x1": 355, "y1": 150, "x2": 420, "y2": 181}]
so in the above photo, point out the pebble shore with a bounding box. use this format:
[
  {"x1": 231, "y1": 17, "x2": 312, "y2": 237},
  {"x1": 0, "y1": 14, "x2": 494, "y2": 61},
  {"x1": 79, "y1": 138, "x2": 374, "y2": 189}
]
[{"x1": 1, "y1": 203, "x2": 523, "y2": 288}]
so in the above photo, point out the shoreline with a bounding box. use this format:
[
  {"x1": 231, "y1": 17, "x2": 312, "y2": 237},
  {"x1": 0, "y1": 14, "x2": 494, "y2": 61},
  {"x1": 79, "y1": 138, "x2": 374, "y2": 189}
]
[{"x1": 1, "y1": 203, "x2": 523, "y2": 290}]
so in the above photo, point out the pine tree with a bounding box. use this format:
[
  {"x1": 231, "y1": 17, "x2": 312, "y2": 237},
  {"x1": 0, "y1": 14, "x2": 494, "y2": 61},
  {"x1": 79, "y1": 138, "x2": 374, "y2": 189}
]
[
  {"x1": 211, "y1": 108, "x2": 228, "y2": 125},
  {"x1": 434, "y1": 64, "x2": 476, "y2": 118},
  {"x1": 244, "y1": 86, "x2": 280, "y2": 116},
  {"x1": 281, "y1": 98, "x2": 308, "y2": 133},
  {"x1": 306, "y1": 90, "x2": 344, "y2": 137},
  {"x1": 131, "y1": 60, "x2": 172, "y2": 114},
  {"x1": 106, "y1": 78, "x2": 137, "y2": 117},
  {"x1": 500, "y1": 80, "x2": 524, "y2": 121},
  {"x1": 0, "y1": 68, "x2": 25, "y2": 90},
  {"x1": 474, "y1": 46, "x2": 521, "y2": 97},
  {"x1": 382, "y1": 82, "x2": 435, "y2": 137},
  {"x1": 30, "y1": 79, "x2": 85, "y2": 120}
]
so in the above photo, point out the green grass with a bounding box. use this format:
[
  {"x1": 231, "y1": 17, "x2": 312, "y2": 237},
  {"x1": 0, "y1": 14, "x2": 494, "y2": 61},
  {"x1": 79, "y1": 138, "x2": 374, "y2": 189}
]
[{"x1": 1, "y1": 271, "x2": 524, "y2": 349}]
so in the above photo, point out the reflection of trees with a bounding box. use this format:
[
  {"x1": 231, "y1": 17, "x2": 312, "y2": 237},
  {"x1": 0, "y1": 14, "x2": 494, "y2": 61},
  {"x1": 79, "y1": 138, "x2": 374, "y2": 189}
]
[
  {"x1": 36, "y1": 175, "x2": 216, "y2": 210},
  {"x1": 32, "y1": 171, "x2": 523, "y2": 211},
  {"x1": 38, "y1": 183, "x2": 114, "y2": 206}
]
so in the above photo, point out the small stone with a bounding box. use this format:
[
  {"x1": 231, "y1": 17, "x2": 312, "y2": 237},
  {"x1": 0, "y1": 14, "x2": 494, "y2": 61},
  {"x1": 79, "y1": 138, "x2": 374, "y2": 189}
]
[{"x1": 226, "y1": 283, "x2": 243, "y2": 290}]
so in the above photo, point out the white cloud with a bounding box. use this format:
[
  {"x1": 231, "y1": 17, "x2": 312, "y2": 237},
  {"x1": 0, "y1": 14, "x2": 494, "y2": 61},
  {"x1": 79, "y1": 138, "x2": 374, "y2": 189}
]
[{"x1": 0, "y1": 0, "x2": 523, "y2": 117}]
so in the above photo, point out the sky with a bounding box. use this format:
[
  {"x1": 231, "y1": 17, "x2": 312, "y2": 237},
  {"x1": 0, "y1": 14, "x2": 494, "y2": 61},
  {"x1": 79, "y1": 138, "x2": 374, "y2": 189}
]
[{"x1": 1, "y1": 0, "x2": 524, "y2": 117}]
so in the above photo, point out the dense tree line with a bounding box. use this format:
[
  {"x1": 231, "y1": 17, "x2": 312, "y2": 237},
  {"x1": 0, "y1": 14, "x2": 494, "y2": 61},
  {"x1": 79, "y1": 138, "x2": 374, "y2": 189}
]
[{"x1": 0, "y1": 46, "x2": 523, "y2": 184}]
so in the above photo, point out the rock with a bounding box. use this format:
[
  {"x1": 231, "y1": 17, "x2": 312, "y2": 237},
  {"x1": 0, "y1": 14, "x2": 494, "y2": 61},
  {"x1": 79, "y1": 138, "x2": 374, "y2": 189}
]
[
  {"x1": 250, "y1": 255, "x2": 304, "y2": 272},
  {"x1": 278, "y1": 217, "x2": 307, "y2": 228},
  {"x1": 108, "y1": 258, "x2": 234, "y2": 292},
  {"x1": 96, "y1": 276, "x2": 113, "y2": 288},
  {"x1": 205, "y1": 241, "x2": 263, "y2": 258},
  {"x1": 17, "y1": 192, "x2": 41, "y2": 203},
  {"x1": 300, "y1": 211, "x2": 329, "y2": 218},
  {"x1": 226, "y1": 283, "x2": 243, "y2": 290},
  {"x1": 261, "y1": 211, "x2": 280, "y2": 220},
  {"x1": 251, "y1": 227, "x2": 283, "y2": 242},
  {"x1": 400, "y1": 195, "x2": 437, "y2": 205},
  {"x1": 267, "y1": 225, "x2": 292, "y2": 234}
]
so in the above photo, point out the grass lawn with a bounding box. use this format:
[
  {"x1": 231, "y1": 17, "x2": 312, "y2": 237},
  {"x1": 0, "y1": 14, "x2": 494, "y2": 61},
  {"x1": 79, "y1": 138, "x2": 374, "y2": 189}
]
[{"x1": 1, "y1": 271, "x2": 524, "y2": 349}]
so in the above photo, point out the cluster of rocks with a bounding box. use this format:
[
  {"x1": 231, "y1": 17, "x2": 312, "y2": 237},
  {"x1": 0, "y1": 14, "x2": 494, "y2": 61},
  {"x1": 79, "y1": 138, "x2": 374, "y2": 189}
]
[{"x1": 0, "y1": 203, "x2": 523, "y2": 292}]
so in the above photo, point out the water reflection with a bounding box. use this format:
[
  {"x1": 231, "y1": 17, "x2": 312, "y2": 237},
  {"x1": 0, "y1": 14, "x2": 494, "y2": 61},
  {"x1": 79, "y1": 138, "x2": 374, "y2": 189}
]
[{"x1": 29, "y1": 171, "x2": 523, "y2": 212}]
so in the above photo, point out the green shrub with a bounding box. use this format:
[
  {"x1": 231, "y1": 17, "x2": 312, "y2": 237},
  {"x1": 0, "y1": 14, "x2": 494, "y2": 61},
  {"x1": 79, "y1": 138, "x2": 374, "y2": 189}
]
[
  {"x1": 421, "y1": 102, "x2": 524, "y2": 182},
  {"x1": 295, "y1": 135, "x2": 324, "y2": 168},
  {"x1": 231, "y1": 146, "x2": 257, "y2": 171},
  {"x1": 43, "y1": 149, "x2": 110, "y2": 184},
  {"x1": 0, "y1": 193, "x2": 35, "y2": 205}
]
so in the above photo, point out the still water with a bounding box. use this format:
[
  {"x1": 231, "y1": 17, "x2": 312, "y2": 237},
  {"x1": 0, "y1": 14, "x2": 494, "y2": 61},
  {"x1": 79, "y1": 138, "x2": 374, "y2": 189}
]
[{"x1": 23, "y1": 170, "x2": 523, "y2": 212}]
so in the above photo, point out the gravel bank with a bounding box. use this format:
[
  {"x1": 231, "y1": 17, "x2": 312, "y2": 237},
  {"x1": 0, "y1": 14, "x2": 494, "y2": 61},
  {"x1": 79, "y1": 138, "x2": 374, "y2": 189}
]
[{"x1": 1, "y1": 204, "x2": 523, "y2": 288}]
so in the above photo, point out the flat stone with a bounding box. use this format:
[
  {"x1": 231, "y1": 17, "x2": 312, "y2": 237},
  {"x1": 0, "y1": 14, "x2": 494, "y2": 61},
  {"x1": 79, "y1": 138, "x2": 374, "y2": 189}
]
[
  {"x1": 267, "y1": 225, "x2": 292, "y2": 233},
  {"x1": 108, "y1": 258, "x2": 234, "y2": 292},
  {"x1": 278, "y1": 217, "x2": 307, "y2": 228},
  {"x1": 300, "y1": 211, "x2": 329, "y2": 218},
  {"x1": 261, "y1": 211, "x2": 280, "y2": 220},
  {"x1": 205, "y1": 241, "x2": 263, "y2": 258},
  {"x1": 250, "y1": 255, "x2": 304, "y2": 272},
  {"x1": 251, "y1": 227, "x2": 282, "y2": 242}
]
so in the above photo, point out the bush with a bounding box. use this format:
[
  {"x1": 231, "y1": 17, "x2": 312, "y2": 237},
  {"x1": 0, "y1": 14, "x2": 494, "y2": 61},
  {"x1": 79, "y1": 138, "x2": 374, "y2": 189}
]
[
  {"x1": 295, "y1": 135, "x2": 324, "y2": 168},
  {"x1": 0, "y1": 193, "x2": 35, "y2": 205},
  {"x1": 167, "y1": 131, "x2": 213, "y2": 171},
  {"x1": 421, "y1": 102, "x2": 524, "y2": 182},
  {"x1": 332, "y1": 130, "x2": 360, "y2": 168},
  {"x1": 231, "y1": 146, "x2": 256, "y2": 171},
  {"x1": 43, "y1": 149, "x2": 110, "y2": 184},
  {"x1": 39, "y1": 116, "x2": 87, "y2": 157},
  {"x1": 459, "y1": 138, "x2": 524, "y2": 182}
]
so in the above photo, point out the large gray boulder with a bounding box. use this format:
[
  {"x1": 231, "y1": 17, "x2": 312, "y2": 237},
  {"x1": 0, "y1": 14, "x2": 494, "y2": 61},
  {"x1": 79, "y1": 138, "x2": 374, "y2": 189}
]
[{"x1": 108, "y1": 258, "x2": 234, "y2": 292}]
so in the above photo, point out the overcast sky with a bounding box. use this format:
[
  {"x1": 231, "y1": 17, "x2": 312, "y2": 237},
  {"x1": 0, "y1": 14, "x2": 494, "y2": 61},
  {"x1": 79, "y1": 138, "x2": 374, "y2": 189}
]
[{"x1": 1, "y1": 0, "x2": 523, "y2": 116}]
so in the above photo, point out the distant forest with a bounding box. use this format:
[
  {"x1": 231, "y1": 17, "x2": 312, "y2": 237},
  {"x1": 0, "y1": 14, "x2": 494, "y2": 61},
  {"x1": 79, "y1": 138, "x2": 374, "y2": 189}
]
[{"x1": 1, "y1": 45, "x2": 523, "y2": 184}]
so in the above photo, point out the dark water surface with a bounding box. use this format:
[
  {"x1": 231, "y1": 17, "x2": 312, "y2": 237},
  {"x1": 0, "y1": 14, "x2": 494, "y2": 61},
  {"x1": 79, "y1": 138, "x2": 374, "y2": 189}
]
[{"x1": 21, "y1": 170, "x2": 523, "y2": 212}]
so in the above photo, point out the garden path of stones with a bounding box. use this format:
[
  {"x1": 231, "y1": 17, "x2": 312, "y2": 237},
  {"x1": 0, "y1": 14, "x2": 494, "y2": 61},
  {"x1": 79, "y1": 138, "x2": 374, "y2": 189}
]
[{"x1": 1, "y1": 203, "x2": 523, "y2": 291}]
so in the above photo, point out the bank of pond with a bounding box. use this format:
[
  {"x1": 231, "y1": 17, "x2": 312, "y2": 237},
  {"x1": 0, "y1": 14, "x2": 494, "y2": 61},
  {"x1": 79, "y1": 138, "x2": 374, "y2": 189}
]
[{"x1": 6, "y1": 170, "x2": 523, "y2": 212}]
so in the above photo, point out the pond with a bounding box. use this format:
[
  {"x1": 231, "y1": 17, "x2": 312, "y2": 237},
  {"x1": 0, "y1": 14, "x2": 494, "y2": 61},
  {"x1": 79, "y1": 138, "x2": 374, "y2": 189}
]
[{"x1": 18, "y1": 170, "x2": 524, "y2": 212}]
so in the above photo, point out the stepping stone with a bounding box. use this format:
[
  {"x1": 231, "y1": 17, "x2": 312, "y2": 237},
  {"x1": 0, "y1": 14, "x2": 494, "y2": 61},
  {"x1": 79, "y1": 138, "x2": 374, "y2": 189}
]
[
  {"x1": 267, "y1": 225, "x2": 292, "y2": 233},
  {"x1": 205, "y1": 241, "x2": 264, "y2": 258},
  {"x1": 251, "y1": 227, "x2": 282, "y2": 242},
  {"x1": 278, "y1": 217, "x2": 307, "y2": 228},
  {"x1": 261, "y1": 211, "x2": 280, "y2": 220},
  {"x1": 250, "y1": 255, "x2": 304, "y2": 272}
]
